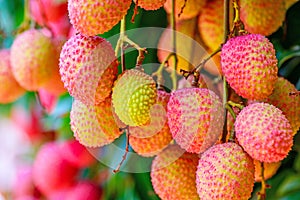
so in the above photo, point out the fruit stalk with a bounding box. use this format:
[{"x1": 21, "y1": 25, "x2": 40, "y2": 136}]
[
  {"x1": 113, "y1": 126, "x2": 130, "y2": 173},
  {"x1": 221, "y1": 0, "x2": 230, "y2": 143},
  {"x1": 258, "y1": 162, "x2": 267, "y2": 200},
  {"x1": 170, "y1": 0, "x2": 178, "y2": 90}
]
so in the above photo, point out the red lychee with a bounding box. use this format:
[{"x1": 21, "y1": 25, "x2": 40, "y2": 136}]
[
  {"x1": 167, "y1": 88, "x2": 224, "y2": 153},
  {"x1": 59, "y1": 33, "x2": 118, "y2": 105},
  {"x1": 221, "y1": 34, "x2": 278, "y2": 100},
  {"x1": 196, "y1": 142, "x2": 255, "y2": 200},
  {"x1": 68, "y1": 0, "x2": 131, "y2": 36},
  {"x1": 235, "y1": 102, "x2": 293, "y2": 162}
]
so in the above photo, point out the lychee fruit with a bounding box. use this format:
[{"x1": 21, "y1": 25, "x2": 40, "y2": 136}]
[
  {"x1": 59, "y1": 33, "x2": 118, "y2": 105},
  {"x1": 112, "y1": 69, "x2": 157, "y2": 126},
  {"x1": 198, "y1": 0, "x2": 233, "y2": 51},
  {"x1": 164, "y1": 0, "x2": 206, "y2": 20},
  {"x1": 10, "y1": 29, "x2": 57, "y2": 91},
  {"x1": 40, "y1": 36, "x2": 66, "y2": 96},
  {"x1": 134, "y1": 0, "x2": 167, "y2": 10},
  {"x1": 32, "y1": 142, "x2": 78, "y2": 196},
  {"x1": 60, "y1": 140, "x2": 96, "y2": 168},
  {"x1": 0, "y1": 49, "x2": 25, "y2": 103},
  {"x1": 240, "y1": 0, "x2": 286, "y2": 36},
  {"x1": 263, "y1": 77, "x2": 300, "y2": 135},
  {"x1": 253, "y1": 160, "x2": 281, "y2": 182},
  {"x1": 29, "y1": 0, "x2": 68, "y2": 24},
  {"x1": 70, "y1": 97, "x2": 122, "y2": 148},
  {"x1": 157, "y1": 18, "x2": 206, "y2": 74},
  {"x1": 68, "y1": 0, "x2": 132, "y2": 36},
  {"x1": 221, "y1": 34, "x2": 278, "y2": 100},
  {"x1": 167, "y1": 88, "x2": 224, "y2": 154},
  {"x1": 151, "y1": 144, "x2": 200, "y2": 200},
  {"x1": 196, "y1": 142, "x2": 255, "y2": 200},
  {"x1": 65, "y1": 181, "x2": 102, "y2": 200},
  {"x1": 235, "y1": 102, "x2": 293, "y2": 162},
  {"x1": 129, "y1": 90, "x2": 172, "y2": 157}
]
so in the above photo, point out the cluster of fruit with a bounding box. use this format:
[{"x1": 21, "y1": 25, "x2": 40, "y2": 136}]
[{"x1": 0, "y1": 0, "x2": 299, "y2": 199}]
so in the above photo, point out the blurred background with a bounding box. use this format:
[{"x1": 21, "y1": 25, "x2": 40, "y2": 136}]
[{"x1": 0, "y1": 0, "x2": 300, "y2": 199}]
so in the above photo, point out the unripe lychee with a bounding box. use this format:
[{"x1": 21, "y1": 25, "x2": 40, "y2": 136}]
[
  {"x1": 70, "y1": 97, "x2": 122, "y2": 148},
  {"x1": 10, "y1": 29, "x2": 57, "y2": 91},
  {"x1": 112, "y1": 69, "x2": 157, "y2": 126},
  {"x1": 235, "y1": 102, "x2": 293, "y2": 162},
  {"x1": 263, "y1": 77, "x2": 300, "y2": 135},
  {"x1": 240, "y1": 0, "x2": 285, "y2": 36},
  {"x1": 164, "y1": 0, "x2": 206, "y2": 20},
  {"x1": 167, "y1": 88, "x2": 224, "y2": 154},
  {"x1": 59, "y1": 33, "x2": 118, "y2": 105},
  {"x1": 60, "y1": 140, "x2": 96, "y2": 168},
  {"x1": 129, "y1": 90, "x2": 172, "y2": 157},
  {"x1": 134, "y1": 0, "x2": 167, "y2": 10},
  {"x1": 221, "y1": 34, "x2": 278, "y2": 100},
  {"x1": 157, "y1": 18, "x2": 206, "y2": 74},
  {"x1": 253, "y1": 160, "x2": 281, "y2": 182},
  {"x1": 196, "y1": 142, "x2": 255, "y2": 200},
  {"x1": 32, "y1": 142, "x2": 78, "y2": 196},
  {"x1": 0, "y1": 49, "x2": 25, "y2": 103},
  {"x1": 151, "y1": 144, "x2": 200, "y2": 200},
  {"x1": 68, "y1": 0, "x2": 131, "y2": 36}
]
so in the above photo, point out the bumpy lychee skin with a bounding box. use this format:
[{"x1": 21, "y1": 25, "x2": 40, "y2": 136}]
[
  {"x1": 129, "y1": 90, "x2": 172, "y2": 157},
  {"x1": 240, "y1": 0, "x2": 285, "y2": 36},
  {"x1": 196, "y1": 142, "x2": 255, "y2": 200},
  {"x1": 112, "y1": 69, "x2": 157, "y2": 126},
  {"x1": 10, "y1": 29, "x2": 57, "y2": 91},
  {"x1": 70, "y1": 97, "x2": 122, "y2": 148},
  {"x1": 134, "y1": 0, "x2": 166, "y2": 10},
  {"x1": 32, "y1": 142, "x2": 78, "y2": 196},
  {"x1": 164, "y1": 0, "x2": 206, "y2": 20},
  {"x1": 68, "y1": 0, "x2": 131, "y2": 36},
  {"x1": 253, "y1": 160, "x2": 281, "y2": 182},
  {"x1": 151, "y1": 144, "x2": 200, "y2": 200},
  {"x1": 0, "y1": 49, "x2": 25, "y2": 103},
  {"x1": 235, "y1": 102, "x2": 293, "y2": 163},
  {"x1": 264, "y1": 77, "x2": 300, "y2": 135},
  {"x1": 59, "y1": 33, "x2": 118, "y2": 105},
  {"x1": 221, "y1": 34, "x2": 278, "y2": 100},
  {"x1": 167, "y1": 88, "x2": 224, "y2": 154}
]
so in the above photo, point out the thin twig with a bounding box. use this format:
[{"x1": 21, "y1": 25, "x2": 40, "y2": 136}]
[
  {"x1": 131, "y1": 0, "x2": 139, "y2": 23},
  {"x1": 170, "y1": 0, "x2": 178, "y2": 91},
  {"x1": 178, "y1": 0, "x2": 187, "y2": 18},
  {"x1": 257, "y1": 162, "x2": 267, "y2": 200},
  {"x1": 221, "y1": 0, "x2": 230, "y2": 144},
  {"x1": 113, "y1": 126, "x2": 130, "y2": 173}
]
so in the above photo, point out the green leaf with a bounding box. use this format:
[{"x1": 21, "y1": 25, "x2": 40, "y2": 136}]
[{"x1": 277, "y1": 173, "x2": 300, "y2": 197}]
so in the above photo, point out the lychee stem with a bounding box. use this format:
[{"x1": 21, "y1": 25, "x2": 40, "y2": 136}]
[
  {"x1": 115, "y1": 18, "x2": 147, "y2": 71},
  {"x1": 221, "y1": 0, "x2": 230, "y2": 143},
  {"x1": 229, "y1": 0, "x2": 247, "y2": 38},
  {"x1": 14, "y1": 0, "x2": 31, "y2": 35},
  {"x1": 170, "y1": 0, "x2": 178, "y2": 90},
  {"x1": 131, "y1": 0, "x2": 139, "y2": 23},
  {"x1": 257, "y1": 162, "x2": 267, "y2": 200},
  {"x1": 178, "y1": 0, "x2": 187, "y2": 18},
  {"x1": 227, "y1": 101, "x2": 244, "y2": 110},
  {"x1": 113, "y1": 126, "x2": 130, "y2": 173}
]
